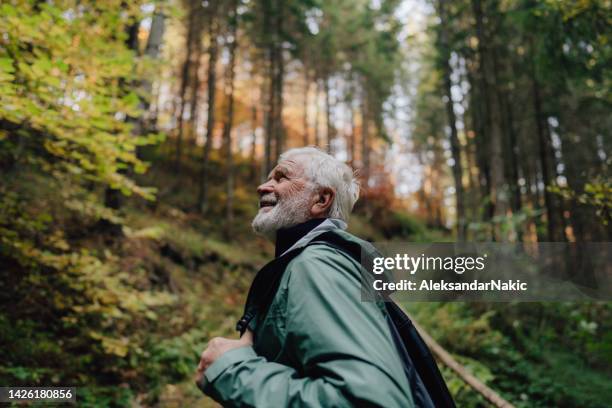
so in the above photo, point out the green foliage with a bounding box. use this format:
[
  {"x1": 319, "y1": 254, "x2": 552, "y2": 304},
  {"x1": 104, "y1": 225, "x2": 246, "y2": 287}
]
[
  {"x1": 407, "y1": 302, "x2": 612, "y2": 407},
  {"x1": 439, "y1": 358, "x2": 493, "y2": 408},
  {"x1": 0, "y1": 0, "x2": 170, "y2": 403},
  {"x1": 0, "y1": 1, "x2": 161, "y2": 198},
  {"x1": 0, "y1": 0, "x2": 164, "y2": 279},
  {"x1": 0, "y1": 180, "x2": 176, "y2": 392},
  {"x1": 468, "y1": 206, "x2": 545, "y2": 241},
  {"x1": 550, "y1": 179, "x2": 612, "y2": 225}
]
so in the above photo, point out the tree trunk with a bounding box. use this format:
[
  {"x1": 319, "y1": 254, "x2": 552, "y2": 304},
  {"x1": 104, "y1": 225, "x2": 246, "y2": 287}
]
[
  {"x1": 273, "y1": 0, "x2": 284, "y2": 158},
  {"x1": 274, "y1": 44, "x2": 284, "y2": 157},
  {"x1": 175, "y1": 4, "x2": 198, "y2": 170},
  {"x1": 438, "y1": 0, "x2": 466, "y2": 241},
  {"x1": 223, "y1": 0, "x2": 238, "y2": 238},
  {"x1": 471, "y1": 0, "x2": 507, "y2": 239},
  {"x1": 314, "y1": 78, "x2": 321, "y2": 147},
  {"x1": 491, "y1": 44, "x2": 523, "y2": 241},
  {"x1": 143, "y1": 10, "x2": 166, "y2": 129},
  {"x1": 529, "y1": 46, "x2": 566, "y2": 242},
  {"x1": 198, "y1": 17, "x2": 218, "y2": 213},
  {"x1": 361, "y1": 93, "x2": 370, "y2": 184},
  {"x1": 303, "y1": 64, "x2": 310, "y2": 146},
  {"x1": 188, "y1": 48, "x2": 203, "y2": 146},
  {"x1": 466, "y1": 67, "x2": 491, "y2": 223},
  {"x1": 144, "y1": 10, "x2": 166, "y2": 58},
  {"x1": 250, "y1": 103, "x2": 258, "y2": 181},
  {"x1": 324, "y1": 75, "x2": 333, "y2": 153},
  {"x1": 349, "y1": 95, "x2": 356, "y2": 164},
  {"x1": 264, "y1": 44, "x2": 276, "y2": 174}
]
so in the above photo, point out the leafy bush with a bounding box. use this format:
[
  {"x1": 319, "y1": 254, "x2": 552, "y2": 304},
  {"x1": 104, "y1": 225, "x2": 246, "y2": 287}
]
[{"x1": 406, "y1": 302, "x2": 612, "y2": 408}]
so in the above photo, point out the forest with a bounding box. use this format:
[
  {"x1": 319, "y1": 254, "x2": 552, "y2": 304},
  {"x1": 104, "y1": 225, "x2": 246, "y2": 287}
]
[{"x1": 0, "y1": 0, "x2": 610, "y2": 406}]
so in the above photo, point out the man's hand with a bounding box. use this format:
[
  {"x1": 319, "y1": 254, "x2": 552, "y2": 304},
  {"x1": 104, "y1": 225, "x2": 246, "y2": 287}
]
[{"x1": 195, "y1": 330, "x2": 254, "y2": 385}]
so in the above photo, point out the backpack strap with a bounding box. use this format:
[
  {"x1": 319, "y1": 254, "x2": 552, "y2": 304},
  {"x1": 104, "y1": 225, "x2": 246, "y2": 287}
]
[
  {"x1": 236, "y1": 247, "x2": 306, "y2": 334},
  {"x1": 236, "y1": 230, "x2": 365, "y2": 334},
  {"x1": 308, "y1": 231, "x2": 456, "y2": 408}
]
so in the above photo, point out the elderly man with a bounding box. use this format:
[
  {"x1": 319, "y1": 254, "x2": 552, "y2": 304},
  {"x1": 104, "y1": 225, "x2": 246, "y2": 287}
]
[{"x1": 195, "y1": 147, "x2": 414, "y2": 407}]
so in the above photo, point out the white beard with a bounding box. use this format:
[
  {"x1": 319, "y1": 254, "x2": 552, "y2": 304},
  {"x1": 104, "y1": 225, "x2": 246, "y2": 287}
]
[{"x1": 252, "y1": 188, "x2": 313, "y2": 241}]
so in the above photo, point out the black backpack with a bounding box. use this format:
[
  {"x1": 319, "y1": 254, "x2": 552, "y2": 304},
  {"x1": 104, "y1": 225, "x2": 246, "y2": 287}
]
[{"x1": 237, "y1": 231, "x2": 456, "y2": 408}]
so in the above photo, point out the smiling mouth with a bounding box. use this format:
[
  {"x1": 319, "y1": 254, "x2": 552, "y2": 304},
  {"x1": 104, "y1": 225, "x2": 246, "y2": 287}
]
[{"x1": 259, "y1": 201, "x2": 277, "y2": 209}]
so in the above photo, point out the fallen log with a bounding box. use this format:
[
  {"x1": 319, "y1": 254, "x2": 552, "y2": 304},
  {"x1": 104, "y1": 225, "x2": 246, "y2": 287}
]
[{"x1": 403, "y1": 307, "x2": 516, "y2": 408}]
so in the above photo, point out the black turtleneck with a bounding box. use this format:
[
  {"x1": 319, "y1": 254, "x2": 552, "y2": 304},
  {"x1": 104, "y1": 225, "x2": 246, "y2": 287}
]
[{"x1": 274, "y1": 218, "x2": 326, "y2": 258}]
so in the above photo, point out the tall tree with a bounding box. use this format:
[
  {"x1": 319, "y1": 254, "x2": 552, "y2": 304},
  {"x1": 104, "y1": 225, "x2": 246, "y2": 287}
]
[
  {"x1": 314, "y1": 78, "x2": 321, "y2": 147},
  {"x1": 143, "y1": 7, "x2": 166, "y2": 129},
  {"x1": 273, "y1": 0, "x2": 285, "y2": 157},
  {"x1": 436, "y1": 0, "x2": 467, "y2": 240},
  {"x1": 361, "y1": 89, "x2": 370, "y2": 182},
  {"x1": 471, "y1": 0, "x2": 507, "y2": 239},
  {"x1": 529, "y1": 43, "x2": 566, "y2": 242},
  {"x1": 302, "y1": 63, "x2": 310, "y2": 146},
  {"x1": 324, "y1": 76, "x2": 334, "y2": 153},
  {"x1": 223, "y1": 0, "x2": 239, "y2": 237},
  {"x1": 174, "y1": 1, "x2": 202, "y2": 170},
  {"x1": 197, "y1": 1, "x2": 220, "y2": 213}
]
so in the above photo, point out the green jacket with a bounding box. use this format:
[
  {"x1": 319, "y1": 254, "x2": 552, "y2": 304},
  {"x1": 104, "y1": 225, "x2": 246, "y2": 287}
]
[{"x1": 200, "y1": 220, "x2": 414, "y2": 407}]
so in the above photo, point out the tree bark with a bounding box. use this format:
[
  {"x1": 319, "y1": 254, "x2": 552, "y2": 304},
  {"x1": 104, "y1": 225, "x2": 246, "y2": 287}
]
[
  {"x1": 361, "y1": 92, "x2": 370, "y2": 184},
  {"x1": 324, "y1": 75, "x2": 333, "y2": 153},
  {"x1": 466, "y1": 67, "x2": 491, "y2": 223},
  {"x1": 471, "y1": 0, "x2": 507, "y2": 239},
  {"x1": 223, "y1": 0, "x2": 238, "y2": 238},
  {"x1": 274, "y1": 45, "x2": 284, "y2": 157},
  {"x1": 175, "y1": 4, "x2": 198, "y2": 170},
  {"x1": 438, "y1": 0, "x2": 466, "y2": 241},
  {"x1": 529, "y1": 45, "x2": 566, "y2": 242},
  {"x1": 273, "y1": 0, "x2": 284, "y2": 158},
  {"x1": 490, "y1": 43, "x2": 523, "y2": 241},
  {"x1": 250, "y1": 103, "x2": 258, "y2": 181},
  {"x1": 264, "y1": 43, "x2": 276, "y2": 175},
  {"x1": 187, "y1": 51, "x2": 203, "y2": 147},
  {"x1": 349, "y1": 90, "x2": 356, "y2": 164},
  {"x1": 314, "y1": 78, "x2": 321, "y2": 147},
  {"x1": 198, "y1": 15, "x2": 219, "y2": 213},
  {"x1": 303, "y1": 64, "x2": 310, "y2": 146},
  {"x1": 405, "y1": 308, "x2": 516, "y2": 408},
  {"x1": 143, "y1": 10, "x2": 166, "y2": 129}
]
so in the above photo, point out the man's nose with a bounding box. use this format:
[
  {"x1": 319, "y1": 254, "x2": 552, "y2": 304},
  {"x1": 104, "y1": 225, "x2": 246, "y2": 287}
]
[{"x1": 257, "y1": 180, "x2": 274, "y2": 196}]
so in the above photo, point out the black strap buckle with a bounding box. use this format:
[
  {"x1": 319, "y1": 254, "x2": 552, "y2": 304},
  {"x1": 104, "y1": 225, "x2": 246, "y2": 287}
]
[{"x1": 236, "y1": 312, "x2": 253, "y2": 333}]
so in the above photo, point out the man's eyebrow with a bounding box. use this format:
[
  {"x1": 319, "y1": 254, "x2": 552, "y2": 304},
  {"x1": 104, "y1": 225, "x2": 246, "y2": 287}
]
[
  {"x1": 265, "y1": 167, "x2": 284, "y2": 180},
  {"x1": 265, "y1": 164, "x2": 295, "y2": 181}
]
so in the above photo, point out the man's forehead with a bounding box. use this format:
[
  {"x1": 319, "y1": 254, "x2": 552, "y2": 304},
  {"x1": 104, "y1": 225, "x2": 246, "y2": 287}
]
[{"x1": 272, "y1": 158, "x2": 305, "y2": 174}]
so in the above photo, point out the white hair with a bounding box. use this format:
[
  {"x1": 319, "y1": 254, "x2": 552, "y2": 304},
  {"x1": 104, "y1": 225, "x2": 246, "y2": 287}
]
[{"x1": 279, "y1": 147, "x2": 360, "y2": 222}]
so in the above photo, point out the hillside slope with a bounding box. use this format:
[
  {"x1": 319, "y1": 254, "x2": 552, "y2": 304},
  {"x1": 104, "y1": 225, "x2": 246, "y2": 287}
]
[{"x1": 2, "y1": 151, "x2": 609, "y2": 407}]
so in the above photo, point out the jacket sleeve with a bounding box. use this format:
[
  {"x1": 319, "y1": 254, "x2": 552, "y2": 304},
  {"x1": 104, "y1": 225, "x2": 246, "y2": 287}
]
[{"x1": 200, "y1": 245, "x2": 414, "y2": 408}]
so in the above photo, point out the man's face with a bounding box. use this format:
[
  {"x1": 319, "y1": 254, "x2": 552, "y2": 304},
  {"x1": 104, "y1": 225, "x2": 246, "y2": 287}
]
[{"x1": 252, "y1": 158, "x2": 315, "y2": 240}]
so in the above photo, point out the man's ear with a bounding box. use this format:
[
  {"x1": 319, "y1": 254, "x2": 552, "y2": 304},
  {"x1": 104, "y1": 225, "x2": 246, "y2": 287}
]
[{"x1": 310, "y1": 187, "x2": 335, "y2": 218}]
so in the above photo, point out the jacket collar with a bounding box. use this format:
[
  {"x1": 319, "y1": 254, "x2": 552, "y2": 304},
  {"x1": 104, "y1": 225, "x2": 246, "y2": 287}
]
[
  {"x1": 275, "y1": 218, "x2": 348, "y2": 258},
  {"x1": 275, "y1": 218, "x2": 325, "y2": 257}
]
